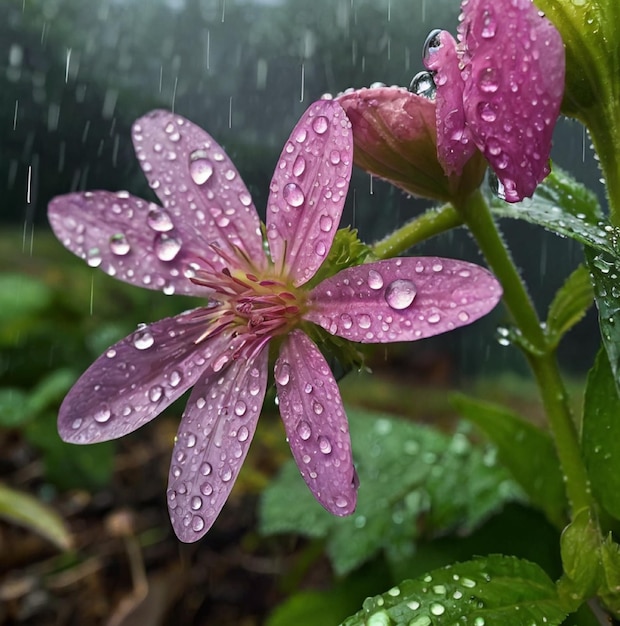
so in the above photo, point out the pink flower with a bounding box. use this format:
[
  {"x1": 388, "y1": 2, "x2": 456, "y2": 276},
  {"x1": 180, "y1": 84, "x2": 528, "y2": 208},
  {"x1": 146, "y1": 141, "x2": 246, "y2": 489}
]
[
  {"x1": 48, "y1": 100, "x2": 502, "y2": 542},
  {"x1": 424, "y1": 0, "x2": 565, "y2": 202}
]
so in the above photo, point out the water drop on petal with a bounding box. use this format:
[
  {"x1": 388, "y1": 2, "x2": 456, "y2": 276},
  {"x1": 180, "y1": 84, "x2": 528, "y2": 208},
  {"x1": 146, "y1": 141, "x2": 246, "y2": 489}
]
[
  {"x1": 189, "y1": 149, "x2": 214, "y2": 185},
  {"x1": 154, "y1": 233, "x2": 181, "y2": 261},
  {"x1": 385, "y1": 279, "x2": 417, "y2": 310},
  {"x1": 318, "y1": 436, "x2": 332, "y2": 454},
  {"x1": 276, "y1": 363, "x2": 291, "y2": 386},
  {"x1": 133, "y1": 326, "x2": 154, "y2": 350},
  {"x1": 147, "y1": 205, "x2": 174, "y2": 232},
  {"x1": 86, "y1": 247, "x2": 102, "y2": 267},
  {"x1": 297, "y1": 420, "x2": 312, "y2": 441},
  {"x1": 367, "y1": 269, "x2": 384, "y2": 290},
  {"x1": 283, "y1": 182, "x2": 305, "y2": 207},
  {"x1": 293, "y1": 155, "x2": 306, "y2": 177},
  {"x1": 109, "y1": 233, "x2": 131, "y2": 255},
  {"x1": 312, "y1": 115, "x2": 329, "y2": 134}
]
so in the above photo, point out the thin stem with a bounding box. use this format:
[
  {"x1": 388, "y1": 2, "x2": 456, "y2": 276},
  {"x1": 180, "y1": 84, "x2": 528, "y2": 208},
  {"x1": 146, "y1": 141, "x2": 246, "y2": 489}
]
[
  {"x1": 458, "y1": 188, "x2": 593, "y2": 516},
  {"x1": 371, "y1": 204, "x2": 462, "y2": 260}
]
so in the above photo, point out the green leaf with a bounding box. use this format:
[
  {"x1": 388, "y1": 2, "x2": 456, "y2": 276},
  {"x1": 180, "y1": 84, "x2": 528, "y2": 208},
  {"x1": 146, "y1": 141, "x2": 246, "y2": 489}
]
[
  {"x1": 584, "y1": 248, "x2": 620, "y2": 394},
  {"x1": 582, "y1": 347, "x2": 620, "y2": 519},
  {"x1": 0, "y1": 387, "x2": 32, "y2": 427},
  {"x1": 558, "y1": 509, "x2": 603, "y2": 609},
  {"x1": 489, "y1": 167, "x2": 609, "y2": 253},
  {"x1": 28, "y1": 368, "x2": 77, "y2": 415},
  {"x1": 452, "y1": 394, "x2": 567, "y2": 528},
  {"x1": 599, "y1": 536, "x2": 620, "y2": 617},
  {"x1": 546, "y1": 265, "x2": 594, "y2": 348},
  {"x1": 0, "y1": 273, "x2": 53, "y2": 326},
  {"x1": 260, "y1": 409, "x2": 520, "y2": 576},
  {"x1": 340, "y1": 555, "x2": 567, "y2": 626},
  {"x1": 0, "y1": 482, "x2": 72, "y2": 550}
]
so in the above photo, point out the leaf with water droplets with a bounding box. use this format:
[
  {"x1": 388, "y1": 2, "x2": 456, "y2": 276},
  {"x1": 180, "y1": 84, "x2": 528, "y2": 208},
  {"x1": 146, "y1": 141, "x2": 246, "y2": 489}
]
[
  {"x1": 48, "y1": 191, "x2": 204, "y2": 296},
  {"x1": 340, "y1": 555, "x2": 567, "y2": 626},
  {"x1": 490, "y1": 166, "x2": 609, "y2": 252},
  {"x1": 582, "y1": 347, "x2": 620, "y2": 520},
  {"x1": 266, "y1": 100, "x2": 353, "y2": 286},
  {"x1": 57, "y1": 310, "x2": 230, "y2": 444},
  {"x1": 306, "y1": 258, "x2": 501, "y2": 343},
  {"x1": 167, "y1": 347, "x2": 268, "y2": 542},
  {"x1": 260, "y1": 409, "x2": 518, "y2": 576},
  {"x1": 458, "y1": 0, "x2": 564, "y2": 202},
  {"x1": 546, "y1": 264, "x2": 594, "y2": 349},
  {"x1": 451, "y1": 393, "x2": 566, "y2": 528},
  {"x1": 133, "y1": 110, "x2": 266, "y2": 272},
  {"x1": 275, "y1": 330, "x2": 357, "y2": 516}
]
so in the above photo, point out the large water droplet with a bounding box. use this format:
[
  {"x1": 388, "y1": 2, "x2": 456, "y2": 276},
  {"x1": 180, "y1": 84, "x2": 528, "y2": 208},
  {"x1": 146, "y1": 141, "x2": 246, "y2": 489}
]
[
  {"x1": 191, "y1": 496, "x2": 203, "y2": 510},
  {"x1": 293, "y1": 155, "x2": 306, "y2": 177},
  {"x1": 423, "y1": 28, "x2": 442, "y2": 59},
  {"x1": 313, "y1": 401, "x2": 324, "y2": 415},
  {"x1": 430, "y1": 603, "x2": 445, "y2": 616},
  {"x1": 149, "y1": 385, "x2": 163, "y2": 402},
  {"x1": 275, "y1": 363, "x2": 291, "y2": 386},
  {"x1": 335, "y1": 496, "x2": 348, "y2": 509},
  {"x1": 312, "y1": 115, "x2": 329, "y2": 134},
  {"x1": 297, "y1": 420, "x2": 312, "y2": 440},
  {"x1": 478, "y1": 67, "x2": 499, "y2": 93},
  {"x1": 367, "y1": 269, "x2": 384, "y2": 290},
  {"x1": 169, "y1": 370, "x2": 182, "y2": 387},
  {"x1": 478, "y1": 102, "x2": 497, "y2": 122},
  {"x1": 189, "y1": 149, "x2": 214, "y2": 185},
  {"x1": 481, "y1": 10, "x2": 497, "y2": 38},
  {"x1": 318, "y1": 436, "x2": 332, "y2": 454},
  {"x1": 427, "y1": 312, "x2": 441, "y2": 324},
  {"x1": 357, "y1": 314, "x2": 372, "y2": 329},
  {"x1": 154, "y1": 233, "x2": 181, "y2": 261},
  {"x1": 234, "y1": 400, "x2": 247, "y2": 417},
  {"x1": 94, "y1": 406, "x2": 111, "y2": 423},
  {"x1": 109, "y1": 233, "x2": 130, "y2": 256},
  {"x1": 191, "y1": 515, "x2": 205, "y2": 532},
  {"x1": 319, "y1": 215, "x2": 333, "y2": 232},
  {"x1": 147, "y1": 205, "x2": 174, "y2": 232},
  {"x1": 409, "y1": 71, "x2": 436, "y2": 99},
  {"x1": 385, "y1": 279, "x2": 417, "y2": 310},
  {"x1": 86, "y1": 247, "x2": 102, "y2": 267},
  {"x1": 133, "y1": 326, "x2": 154, "y2": 349},
  {"x1": 340, "y1": 313, "x2": 353, "y2": 330},
  {"x1": 283, "y1": 182, "x2": 305, "y2": 207}
]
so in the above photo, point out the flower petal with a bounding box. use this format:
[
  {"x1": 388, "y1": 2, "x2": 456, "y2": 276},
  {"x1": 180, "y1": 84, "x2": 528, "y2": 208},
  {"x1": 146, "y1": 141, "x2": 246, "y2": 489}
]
[
  {"x1": 57, "y1": 310, "x2": 230, "y2": 443},
  {"x1": 134, "y1": 110, "x2": 266, "y2": 271},
  {"x1": 423, "y1": 30, "x2": 478, "y2": 177},
  {"x1": 459, "y1": 0, "x2": 565, "y2": 202},
  {"x1": 49, "y1": 191, "x2": 206, "y2": 296},
  {"x1": 266, "y1": 100, "x2": 352, "y2": 286},
  {"x1": 306, "y1": 258, "x2": 502, "y2": 342},
  {"x1": 275, "y1": 330, "x2": 357, "y2": 516},
  {"x1": 167, "y1": 347, "x2": 268, "y2": 542}
]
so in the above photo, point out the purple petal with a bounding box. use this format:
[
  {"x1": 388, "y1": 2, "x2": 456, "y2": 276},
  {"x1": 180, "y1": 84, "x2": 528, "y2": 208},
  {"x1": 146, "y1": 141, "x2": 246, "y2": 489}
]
[
  {"x1": 275, "y1": 330, "x2": 357, "y2": 516},
  {"x1": 134, "y1": 110, "x2": 266, "y2": 271},
  {"x1": 58, "y1": 310, "x2": 231, "y2": 444},
  {"x1": 459, "y1": 0, "x2": 565, "y2": 201},
  {"x1": 266, "y1": 100, "x2": 353, "y2": 286},
  {"x1": 49, "y1": 191, "x2": 207, "y2": 296},
  {"x1": 423, "y1": 30, "x2": 478, "y2": 177},
  {"x1": 305, "y1": 258, "x2": 502, "y2": 342},
  {"x1": 167, "y1": 347, "x2": 268, "y2": 542}
]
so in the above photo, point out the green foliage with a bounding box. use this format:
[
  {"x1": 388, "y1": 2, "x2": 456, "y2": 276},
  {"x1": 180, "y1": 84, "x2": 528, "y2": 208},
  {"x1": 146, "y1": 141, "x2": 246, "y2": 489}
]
[
  {"x1": 0, "y1": 483, "x2": 72, "y2": 551},
  {"x1": 451, "y1": 394, "x2": 567, "y2": 528},
  {"x1": 260, "y1": 408, "x2": 521, "y2": 576},
  {"x1": 489, "y1": 167, "x2": 607, "y2": 252},
  {"x1": 599, "y1": 536, "x2": 620, "y2": 616},
  {"x1": 0, "y1": 273, "x2": 53, "y2": 341},
  {"x1": 546, "y1": 265, "x2": 594, "y2": 349},
  {"x1": 582, "y1": 348, "x2": 620, "y2": 519},
  {"x1": 340, "y1": 555, "x2": 567, "y2": 626}
]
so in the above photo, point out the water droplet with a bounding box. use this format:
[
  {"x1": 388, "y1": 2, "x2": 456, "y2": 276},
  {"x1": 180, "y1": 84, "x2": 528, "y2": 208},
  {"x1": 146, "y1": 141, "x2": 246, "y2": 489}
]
[
  {"x1": 283, "y1": 182, "x2": 305, "y2": 207},
  {"x1": 329, "y1": 150, "x2": 341, "y2": 165},
  {"x1": 478, "y1": 101, "x2": 497, "y2": 122},
  {"x1": 315, "y1": 241, "x2": 327, "y2": 256},
  {"x1": 318, "y1": 436, "x2": 332, "y2": 454},
  {"x1": 191, "y1": 515, "x2": 205, "y2": 532},
  {"x1": 275, "y1": 363, "x2": 291, "y2": 386},
  {"x1": 200, "y1": 462, "x2": 212, "y2": 476},
  {"x1": 189, "y1": 149, "x2": 214, "y2": 185},
  {"x1": 367, "y1": 269, "x2": 384, "y2": 290},
  {"x1": 427, "y1": 313, "x2": 441, "y2": 324},
  {"x1": 461, "y1": 577, "x2": 476, "y2": 588},
  {"x1": 319, "y1": 215, "x2": 333, "y2": 232},
  {"x1": 169, "y1": 370, "x2": 182, "y2": 387},
  {"x1": 312, "y1": 115, "x2": 329, "y2": 134},
  {"x1": 191, "y1": 496, "x2": 203, "y2": 510},
  {"x1": 106, "y1": 349, "x2": 116, "y2": 358},
  {"x1": 357, "y1": 314, "x2": 372, "y2": 329},
  {"x1": 94, "y1": 406, "x2": 111, "y2": 423},
  {"x1": 313, "y1": 402, "x2": 324, "y2": 415},
  {"x1": 293, "y1": 155, "x2": 306, "y2": 177},
  {"x1": 297, "y1": 420, "x2": 312, "y2": 440},
  {"x1": 200, "y1": 482, "x2": 213, "y2": 496},
  {"x1": 147, "y1": 205, "x2": 174, "y2": 232},
  {"x1": 409, "y1": 70, "x2": 436, "y2": 99},
  {"x1": 149, "y1": 385, "x2": 163, "y2": 402},
  {"x1": 154, "y1": 233, "x2": 181, "y2": 261},
  {"x1": 481, "y1": 10, "x2": 497, "y2": 38},
  {"x1": 423, "y1": 28, "x2": 442, "y2": 59},
  {"x1": 237, "y1": 425, "x2": 249, "y2": 442},
  {"x1": 385, "y1": 279, "x2": 417, "y2": 310},
  {"x1": 186, "y1": 433, "x2": 197, "y2": 448},
  {"x1": 474, "y1": 618, "x2": 485, "y2": 626},
  {"x1": 479, "y1": 67, "x2": 499, "y2": 93},
  {"x1": 335, "y1": 496, "x2": 348, "y2": 509},
  {"x1": 430, "y1": 603, "x2": 445, "y2": 616},
  {"x1": 133, "y1": 326, "x2": 154, "y2": 350},
  {"x1": 458, "y1": 311, "x2": 470, "y2": 322},
  {"x1": 239, "y1": 191, "x2": 252, "y2": 206},
  {"x1": 406, "y1": 600, "x2": 420, "y2": 611},
  {"x1": 221, "y1": 466, "x2": 232, "y2": 482},
  {"x1": 408, "y1": 616, "x2": 431, "y2": 626},
  {"x1": 86, "y1": 247, "x2": 102, "y2": 267},
  {"x1": 109, "y1": 233, "x2": 130, "y2": 255},
  {"x1": 340, "y1": 313, "x2": 353, "y2": 330},
  {"x1": 234, "y1": 400, "x2": 247, "y2": 416}
]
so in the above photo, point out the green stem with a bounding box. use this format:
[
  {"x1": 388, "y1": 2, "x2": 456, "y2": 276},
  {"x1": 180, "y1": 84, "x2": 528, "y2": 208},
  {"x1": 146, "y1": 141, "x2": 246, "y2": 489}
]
[
  {"x1": 458, "y1": 188, "x2": 593, "y2": 517},
  {"x1": 371, "y1": 204, "x2": 462, "y2": 260}
]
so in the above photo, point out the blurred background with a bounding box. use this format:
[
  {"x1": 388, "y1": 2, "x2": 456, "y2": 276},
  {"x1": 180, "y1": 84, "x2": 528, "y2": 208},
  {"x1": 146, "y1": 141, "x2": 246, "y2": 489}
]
[{"x1": 0, "y1": 0, "x2": 606, "y2": 624}]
